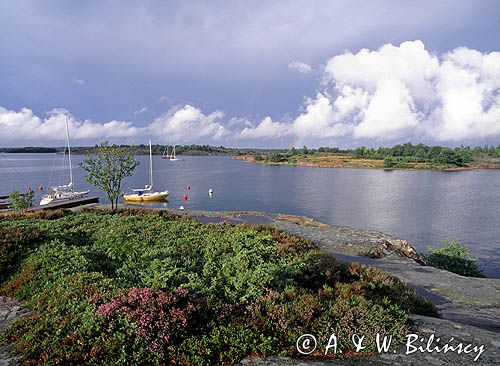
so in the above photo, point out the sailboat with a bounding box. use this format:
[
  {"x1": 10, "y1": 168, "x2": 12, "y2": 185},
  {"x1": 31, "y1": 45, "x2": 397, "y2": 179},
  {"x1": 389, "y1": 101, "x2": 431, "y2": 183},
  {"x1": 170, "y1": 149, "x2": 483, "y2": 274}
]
[
  {"x1": 161, "y1": 146, "x2": 170, "y2": 159},
  {"x1": 161, "y1": 145, "x2": 180, "y2": 161},
  {"x1": 124, "y1": 140, "x2": 169, "y2": 202},
  {"x1": 169, "y1": 145, "x2": 180, "y2": 161},
  {"x1": 40, "y1": 117, "x2": 90, "y2": 206}
]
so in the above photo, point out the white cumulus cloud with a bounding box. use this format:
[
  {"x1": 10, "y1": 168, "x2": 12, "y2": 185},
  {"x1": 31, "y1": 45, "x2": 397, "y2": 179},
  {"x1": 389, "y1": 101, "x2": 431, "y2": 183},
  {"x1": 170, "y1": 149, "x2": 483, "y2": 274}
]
[
  {"x1": 288, "y1": 61, "x2": 313, "y2": 74},
  {"x1": 239, "y1": 116, "x2": 290, "y2": 139},
  {"x1": 0, "y1": 107, "x2": 140, "y2": 144},
  {"x1": 0, "y1": 105, "x2": 227, "y2": 145},
  {"x1": 318, "y1": 40, "x2": 500, "y2": 142},
  {"x1": 148, "y1": 105, "x2": 226, "y2": 142}
]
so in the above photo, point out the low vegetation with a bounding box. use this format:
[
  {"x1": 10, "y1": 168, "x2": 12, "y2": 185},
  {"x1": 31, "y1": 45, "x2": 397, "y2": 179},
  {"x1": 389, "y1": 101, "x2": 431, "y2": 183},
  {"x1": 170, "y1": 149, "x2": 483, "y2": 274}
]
[
  {"x1": 0, "y1": 209, "x2": 437, "y2": 365},
  {"x1": 8, "y1": 190, "x2": 34, "y2": 211},
  {"x1": 426, "y1": 239, "x2": 484, "y2": 277}
]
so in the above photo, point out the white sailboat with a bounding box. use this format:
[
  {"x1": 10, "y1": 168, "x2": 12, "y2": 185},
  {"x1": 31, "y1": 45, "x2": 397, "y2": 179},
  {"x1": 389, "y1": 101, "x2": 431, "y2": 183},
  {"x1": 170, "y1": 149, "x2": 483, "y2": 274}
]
[
  {"x1": 162, "y1": 146, "x2": 170, "y2": 159},
  {"x1": 169, "y1": 145, "x2": 180, "y2": 161},
  {"x1": 124, "y1": 140, "x2": 169, "y2": 202},
  {"x1": 40, "y1": 116, "x2": 89, "y2": 205},
  {"x1": 161, "y1": 145, "x2": 180, "y2": 161}
]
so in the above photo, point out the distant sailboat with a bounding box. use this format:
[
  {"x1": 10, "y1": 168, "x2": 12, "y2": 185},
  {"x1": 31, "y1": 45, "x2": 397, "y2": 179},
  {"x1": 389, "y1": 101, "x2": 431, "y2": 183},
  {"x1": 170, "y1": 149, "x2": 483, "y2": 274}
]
[
  {"x1": 40, "y1": 117, "x2": 89, "y2": 206},
  {"x1": 124, "y1": 140, "x2": 169, "y2": 202},
  {"x1": 162, "y1": 146, "x2": 170, "y2": 159},
  {"x1": 169, "y1": 145, "x2": 180, "y2": 161},
  {"x1": 161, "y1": 145, "x2": 180, "y2": 161}
]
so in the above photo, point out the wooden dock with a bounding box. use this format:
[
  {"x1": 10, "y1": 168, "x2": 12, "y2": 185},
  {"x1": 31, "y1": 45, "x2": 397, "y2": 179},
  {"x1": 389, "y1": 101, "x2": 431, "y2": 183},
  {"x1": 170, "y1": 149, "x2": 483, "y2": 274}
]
[
  {"x1": 31, "y1": 196, "x2": 100, "y2": 210},
  {"x1": 0, "y1": 196, "x2": 100, "y2": 213}
]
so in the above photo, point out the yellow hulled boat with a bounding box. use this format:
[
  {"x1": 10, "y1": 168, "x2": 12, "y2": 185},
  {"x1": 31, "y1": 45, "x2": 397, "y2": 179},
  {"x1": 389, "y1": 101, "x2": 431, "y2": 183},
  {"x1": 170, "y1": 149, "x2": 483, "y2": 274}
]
[
  {"x1": 124, "y1": 140, "x2": 169, "y2": 202},
  {"x1": 123, "y1": 186, "x2": 169, "y2": 202}
]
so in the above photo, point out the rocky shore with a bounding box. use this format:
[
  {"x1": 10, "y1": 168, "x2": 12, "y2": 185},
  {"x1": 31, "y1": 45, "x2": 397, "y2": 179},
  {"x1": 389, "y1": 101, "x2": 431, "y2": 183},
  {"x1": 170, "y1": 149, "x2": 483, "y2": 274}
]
[
  {"x1": 2, "y1": 206, "x2": 499, "y2": 365},
  {"x1": 176, "y1": 209, "x2": 500, "y2": 365}
]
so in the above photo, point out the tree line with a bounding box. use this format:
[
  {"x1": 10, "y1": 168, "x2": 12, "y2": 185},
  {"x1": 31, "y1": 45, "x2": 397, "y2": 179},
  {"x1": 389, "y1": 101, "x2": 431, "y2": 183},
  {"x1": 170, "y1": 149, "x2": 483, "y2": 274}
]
[{"x1": 265, "y1": 143, "x2": 500, "y2": 167}]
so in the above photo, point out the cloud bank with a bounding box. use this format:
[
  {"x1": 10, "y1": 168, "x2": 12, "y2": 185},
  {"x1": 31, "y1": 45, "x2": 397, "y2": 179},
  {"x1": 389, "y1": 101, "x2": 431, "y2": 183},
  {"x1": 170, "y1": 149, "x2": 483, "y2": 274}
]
[
  {"x1": 1, "y1": 41, "x2": 499, "y2": 146},
  {"x1": 0, "y1": 105, "x2": 225, "y2": 145},
  {"x1": 240, "y1": 40, "x2": 500, "y2": 143}
]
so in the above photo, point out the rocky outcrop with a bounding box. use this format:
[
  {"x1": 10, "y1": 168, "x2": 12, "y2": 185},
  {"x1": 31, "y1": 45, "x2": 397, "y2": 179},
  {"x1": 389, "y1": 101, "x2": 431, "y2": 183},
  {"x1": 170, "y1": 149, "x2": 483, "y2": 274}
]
[{"x1": 0, "y1": 297, "x2": 27, "y2": 366}]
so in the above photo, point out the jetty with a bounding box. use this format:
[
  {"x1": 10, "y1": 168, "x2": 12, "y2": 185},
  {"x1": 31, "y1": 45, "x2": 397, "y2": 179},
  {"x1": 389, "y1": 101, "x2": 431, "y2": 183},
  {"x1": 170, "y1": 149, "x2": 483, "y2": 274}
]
[
  {"x1": 0, "y1": 196, "x2": 99, "y2": 213},
  {"x1": 30, "y1": 196, "x2": 99, "y2": 210}
]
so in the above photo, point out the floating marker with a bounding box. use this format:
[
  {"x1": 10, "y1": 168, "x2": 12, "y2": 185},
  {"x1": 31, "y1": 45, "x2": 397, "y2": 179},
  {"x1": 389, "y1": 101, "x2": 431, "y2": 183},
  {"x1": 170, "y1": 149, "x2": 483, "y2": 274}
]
[
  {"x1": 183, "y1": 195, "x2": 188, "y2": 201},
  {"x1": 186, "y1": 185, "x2": 191, "y2": 191},
  {"x1": 38, "y1": 184, "x2": 43, "y2": 191}
]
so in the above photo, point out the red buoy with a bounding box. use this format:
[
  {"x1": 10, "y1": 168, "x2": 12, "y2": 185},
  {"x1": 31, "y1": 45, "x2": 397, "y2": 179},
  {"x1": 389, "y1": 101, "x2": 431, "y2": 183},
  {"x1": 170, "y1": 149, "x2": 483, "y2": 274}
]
[
  {"x1": 186, "y1": 185, "x2": 191, "y2": 191},
  {"x1": 183, "y1": 195, "x2": 188, "y2": 201},
  {"x1": 38, "y1": 184, "x2": 43, "y2": 191}
]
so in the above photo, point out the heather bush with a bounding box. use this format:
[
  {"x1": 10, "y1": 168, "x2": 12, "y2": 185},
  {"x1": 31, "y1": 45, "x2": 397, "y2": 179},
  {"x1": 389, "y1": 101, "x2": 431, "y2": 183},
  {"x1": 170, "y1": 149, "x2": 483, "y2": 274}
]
[
  {"x1": 95, "y1": 287, "x2": 207, "y2": 363},
  {"x1": 0, "y1": 209, "x2": 437, "y2": 365}
]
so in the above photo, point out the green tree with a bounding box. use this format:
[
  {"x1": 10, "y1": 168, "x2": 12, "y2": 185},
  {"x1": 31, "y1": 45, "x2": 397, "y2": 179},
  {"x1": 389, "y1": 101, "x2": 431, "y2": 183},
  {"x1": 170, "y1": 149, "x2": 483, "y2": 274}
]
[
  {"x1": 80, "y1": 141, "x2": 139, "y2": 210},
  {"x1": 9, "y1": 190, "x2": 34, "y2": 211}
]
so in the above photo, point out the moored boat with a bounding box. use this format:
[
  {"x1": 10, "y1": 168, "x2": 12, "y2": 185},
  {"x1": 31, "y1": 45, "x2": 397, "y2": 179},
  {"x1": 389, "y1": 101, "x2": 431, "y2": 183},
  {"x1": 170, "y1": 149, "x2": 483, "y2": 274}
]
[
  {"x1": 40, "y1": 116, "x2": 89, "y2": 206},
  {"x1": 124, "y1": 140, "x2": 169, "y2": 202}
]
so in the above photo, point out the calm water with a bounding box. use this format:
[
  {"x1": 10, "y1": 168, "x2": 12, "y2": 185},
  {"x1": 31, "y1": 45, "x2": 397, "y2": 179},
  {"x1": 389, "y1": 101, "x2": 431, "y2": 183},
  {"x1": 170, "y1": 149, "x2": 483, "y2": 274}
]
[{"x1": 1, "y1": 153, "x2": 499, "y2": 277}]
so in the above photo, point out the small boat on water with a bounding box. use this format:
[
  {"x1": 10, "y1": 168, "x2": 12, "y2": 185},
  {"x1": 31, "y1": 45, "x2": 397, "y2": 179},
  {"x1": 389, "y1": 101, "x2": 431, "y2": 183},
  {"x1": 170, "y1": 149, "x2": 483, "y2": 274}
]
[
  {"x1": 162, "y1": 145, "x2": 180, "y2": 161},
  {"x1": 40, "y1": 116, "x2": 89, "y2": 206},
  {"x1": 124, "y1": 140, "x2": 169, "y2": 202}
]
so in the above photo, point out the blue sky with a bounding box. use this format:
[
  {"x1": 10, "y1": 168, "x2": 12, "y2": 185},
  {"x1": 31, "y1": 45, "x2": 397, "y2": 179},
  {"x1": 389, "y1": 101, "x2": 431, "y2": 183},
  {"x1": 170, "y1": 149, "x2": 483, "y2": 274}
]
[{"x1": 1, "y1": 0, "x2": 499, "y2": 147}]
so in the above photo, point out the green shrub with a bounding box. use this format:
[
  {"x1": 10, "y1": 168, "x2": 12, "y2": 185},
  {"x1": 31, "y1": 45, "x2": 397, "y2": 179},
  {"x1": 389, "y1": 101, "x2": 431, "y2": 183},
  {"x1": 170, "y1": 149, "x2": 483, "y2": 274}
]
[
  {"x1": 426, "y1": 239, "x2": 484, "y2": 277},
  {"x1": 8, "y1": 190, "x2": 34, "y2": 211}
]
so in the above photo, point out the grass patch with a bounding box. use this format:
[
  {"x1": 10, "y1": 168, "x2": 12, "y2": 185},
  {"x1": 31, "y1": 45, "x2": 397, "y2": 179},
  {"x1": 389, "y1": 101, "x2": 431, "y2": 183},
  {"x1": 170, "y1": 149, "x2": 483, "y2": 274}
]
[{"x1": 1, "y1": 209, "x2": 437, "y2": 365}]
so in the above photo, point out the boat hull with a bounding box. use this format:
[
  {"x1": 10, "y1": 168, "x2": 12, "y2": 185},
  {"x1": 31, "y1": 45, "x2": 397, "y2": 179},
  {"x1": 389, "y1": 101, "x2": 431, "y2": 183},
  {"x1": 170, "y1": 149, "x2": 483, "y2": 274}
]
[{"x1": 123, "y1": 192, "x2": 169, "y2": 202}]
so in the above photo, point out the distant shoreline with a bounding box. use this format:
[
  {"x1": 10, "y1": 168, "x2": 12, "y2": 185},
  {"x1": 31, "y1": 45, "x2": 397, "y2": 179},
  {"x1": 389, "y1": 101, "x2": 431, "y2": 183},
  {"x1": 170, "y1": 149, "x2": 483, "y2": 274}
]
[{"x1": 234, "y1": 154, "x2": 500, "y2": 171}]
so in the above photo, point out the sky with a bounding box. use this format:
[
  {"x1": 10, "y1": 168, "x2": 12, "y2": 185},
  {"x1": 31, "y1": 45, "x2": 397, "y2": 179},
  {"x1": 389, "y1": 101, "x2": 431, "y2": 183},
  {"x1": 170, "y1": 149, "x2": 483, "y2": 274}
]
[{"x1": 0, "y1": 0, "x2": 499, "y2": 148}]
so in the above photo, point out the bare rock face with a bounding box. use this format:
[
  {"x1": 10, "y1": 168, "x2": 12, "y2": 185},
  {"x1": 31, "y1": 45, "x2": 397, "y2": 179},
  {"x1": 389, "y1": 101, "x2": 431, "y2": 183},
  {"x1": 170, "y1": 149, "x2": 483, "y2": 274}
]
[
  {"x1": 379, "y1": 239, "x2": 426, "y2": 265},
  {"x1": 271, "y1": 213, "x2": 426, "y2": 264}
]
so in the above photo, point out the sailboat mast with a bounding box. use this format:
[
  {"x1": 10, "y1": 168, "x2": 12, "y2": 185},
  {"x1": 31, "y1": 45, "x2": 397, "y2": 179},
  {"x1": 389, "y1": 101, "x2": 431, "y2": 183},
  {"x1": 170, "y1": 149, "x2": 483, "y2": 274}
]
[
  {"x1": 65, "y1": 116, "x2": 74, "y2": 190},
  {"x1": 149, "y1": 139, "x2": 153, "y2": 188}
]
